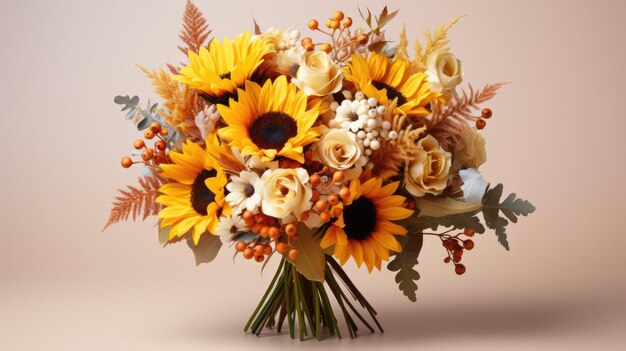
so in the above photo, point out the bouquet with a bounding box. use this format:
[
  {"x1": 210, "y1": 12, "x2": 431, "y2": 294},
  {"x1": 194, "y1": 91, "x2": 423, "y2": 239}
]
[{"x1": 104, "y1": 1, "x2": 535, "y2": 340}]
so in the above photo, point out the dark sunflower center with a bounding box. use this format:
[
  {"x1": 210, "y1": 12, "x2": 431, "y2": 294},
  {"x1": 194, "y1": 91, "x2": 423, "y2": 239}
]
[
  {"x1": 343, "y1": 197, "x2": 377, "y2": 241},
  {"x1": 190, "y1": 169, "x2": 217, "y2": 216},
  {"x1": 372, "y1": 80, "x2": 407, "y2": 106},
  {"x1": 249, "y1": 112, "x2": 298, "y2": 150},
  {"x1": 219, "y1": 71, "x2": 232, "y2": 80}
]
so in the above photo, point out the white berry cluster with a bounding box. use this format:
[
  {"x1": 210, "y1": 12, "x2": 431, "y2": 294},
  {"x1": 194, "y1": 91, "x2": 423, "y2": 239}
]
[
  {"x1": 328, "y1": 91, "x2": 399, "y2": 167},
  {"x1": 277, "y1": 29, "x2": 301, "y2": 51}
]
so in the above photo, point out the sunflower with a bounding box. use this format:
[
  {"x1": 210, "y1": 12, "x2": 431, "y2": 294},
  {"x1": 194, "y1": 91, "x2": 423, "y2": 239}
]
[
  {"x1": 156, "y1": 140, "x2": 231, "y2": 245},
  {"x1": 320, "y1": 178, "x2": 414, "y2": 272},
  {"x1": 217, "y1": 76, "x2": 321, "y2": 163},
  {"x1": 343, "y1": 52, "x2": 440, "y2": 117},
  {"x1": 175, "y1": 31, "x2": 273, "y2": 103}
]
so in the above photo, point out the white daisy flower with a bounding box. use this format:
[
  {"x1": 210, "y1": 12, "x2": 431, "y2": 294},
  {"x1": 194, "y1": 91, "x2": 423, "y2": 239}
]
[
  {"x1": 216, "y1": 215, "x2": 248, "y2": 243},
  {"x1": 225, "y1": 171, "x2": 264, "y2": 214}
]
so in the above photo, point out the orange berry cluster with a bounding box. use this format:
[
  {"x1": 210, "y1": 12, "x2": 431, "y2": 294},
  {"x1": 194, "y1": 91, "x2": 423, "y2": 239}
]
[
  {"x1": 236, "y1": 210, "x2": 299, "y2": 263},
  {"x1": 442, "y1": 228, "x2": 476, "y2": 275},
  {"x1": 120, "y1": 121, "x2": 170, "y2": 168},
  {"x1": 310, "y1": 170, "x2": 349, "y2": 223},
  {"x1": 302, "y1": 10, "x2": 366, "y2": 55},
  {"x1": 476, "y1": 108, "x2": 493, "y2": 130}
]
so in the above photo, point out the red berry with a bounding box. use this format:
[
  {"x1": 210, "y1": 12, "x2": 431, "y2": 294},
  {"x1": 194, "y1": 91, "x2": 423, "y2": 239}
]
[{"x1": 455, "y1": 264, "x2": 466, "y2": 275}]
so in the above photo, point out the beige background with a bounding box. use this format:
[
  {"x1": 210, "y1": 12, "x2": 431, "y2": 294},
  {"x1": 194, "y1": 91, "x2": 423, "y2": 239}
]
[{"x1": 1, "y1": 0, "x2": 625, "y2": 349}]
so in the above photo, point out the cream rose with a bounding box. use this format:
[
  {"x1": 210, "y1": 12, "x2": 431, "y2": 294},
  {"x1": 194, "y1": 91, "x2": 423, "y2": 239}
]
[
  {"x1": 261, "y1": 168, "x2": 312, "y2": 219},
  {"x1": 405, "y1": 135, "x2": 452, "y2": 197},
  {"x1": 315, "y1": 129, "x2": 362, "y2": 170},
  {"x1": 426, "y1": 51, "x2": 463, "y2": 93},
  {"x1": 455, "y1": 129, "x2": 486, "y2": 169},
  {"x1": 292, "y1": 51, "x2": 343, "y2": 96}
]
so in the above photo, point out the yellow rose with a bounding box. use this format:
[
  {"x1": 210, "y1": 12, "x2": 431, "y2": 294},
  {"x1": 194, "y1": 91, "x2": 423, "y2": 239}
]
[
  {"x1": 314, "y1": 128, "x2": 363, "y2": 179},
  {"x1": 405, "y1": 135, "x2": 452, "y2": 197},
  {"x1": 261, "y1": 168, "x2": 312, "y2": 219},
  {"x1": 292, "y1": 51, "x2": 343, "y2": 96},
  {"x1": 455, "y1": 129, "x2": 486, "y2": 169},
  {"x1": 426, "y1": 51, "x2": 463, "y2": 93}
]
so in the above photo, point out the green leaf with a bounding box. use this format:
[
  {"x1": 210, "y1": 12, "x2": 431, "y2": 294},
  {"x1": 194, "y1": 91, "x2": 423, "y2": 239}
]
[
  {"x1": 417, "y1": 196, "x2": 482, "y2": 218},
  {"x1": 482, "y1": 184, "x2": 535, "y2": 251},
  {"x1": 158, "y1": 224, "x2": 170, "y2": 245},
  {"x1": 417, "y1": 212, "x2": 485, "y2": 234},
  {"x1": 387, "y1": 233, "x2": 423, "y2": 302},
  {"x1": 283, "y1": 223, "x2": 326, "y2": 282},
  {"x1": 186, "y1": 233, "x2": 222, "y2": 266}
]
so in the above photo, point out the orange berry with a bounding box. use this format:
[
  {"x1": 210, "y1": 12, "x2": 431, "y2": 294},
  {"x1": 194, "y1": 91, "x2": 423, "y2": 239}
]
[
  {"x1": 133, "y1": 139, "x2": 145, "y2": 149},
  {"x1": 255, "y1": 255, "x2": 265, "y2": 263},
  {"x1": 149, "y1": 121, "x2": 162, "y2": 133},
  {"x1": 121, "y1": 156, "x2": 133, "y2": 168},
  {"x1": 328, "y1": 195, "x2": 339, "y2": 206},
  {"x1": 325, "y1": 18, "x2": 333, "y2": 28},
  {"x1": 308, "y1": 19, "x2": 319, "y2": 30},
  {"x1": 330, "y1": 18, "x2": 340, "y2": 29},
  {"x1": 244, "y1": 217, "x2": 256, "y2": 227},
  {"x1": 285, "y1": 223, "x2": 297, "y2": 237},
  {"x1": 309, "y1": 174, "x2": 321, "y2": 186},
  {"x1": 304, "y1": 42, "x2": 315, "y2": 51},
  {"x1": 253, "y1": 244, "x2": 265, "y2": 256},
  {"x1": 144, "y1": 130, "x2": 155, "y2": 140},
  {"x1": 342, "y1": 17, "x2": 353, "y2": 28},
  {"x1": 464, "y1": 228, "x2": 475, "y2": 237},
  {"x1": 235, "y1": 241, "x2": 247, "y2": 252},
  {"x1": 243, "y1": 248, "x2": 254, "y2": 260},
  {"x1": 288, "y1": 249, "x2": 299, "y2": 261},
  {"x1": 276, "y1": 242, "x2": 288, "y2": 254},
  {"x1": 311, "y1": 189, "x2": 321, "y2": 202},
  {"x1": 319, "y1": 211, "x2": 331, "y2": 222},
  {"x1": 242, "y1": 211, "x2": 255, "y2": 220},
  {"x1": 320, "y1": 43, "x2": 331, "y2": 53},
  {"x1": 339, "y1": 187, "x2": 351, "y2": 200},
  {"x1": 255, "y1": 213, "x2": 265, "y2": 223},
  {"x1": 301, "y1": 37, "x2": 313, "y2": 45},
  {"x1": 155, "y1": 140, "x2": 166, "y2": 151},
  {"x1": 455, "y1": 264, "x2": 466, "y2": 275},
  {"x1": 264, "y1": 245, "x2": 272, "y2": 256},
  {"x1": 260, "y1": 226, "x2": 270, "y2": 238},
  {"x1": 141, "y1": 149, "x2": 154, "y2": 161},
  {"x1": 332, "y1": 10, "x2": 344, "y2": 21},
  {"x1": 251, "y1": 223, "x2": 263, "y2": 233},
  {"x1": 159, "y1": 128, "x2": 169, "y2": 135},
  {"x1": 481, "y1": 108, "x2": 493, "y2": 119},
  {"x1": 333, "y1": 207, "x2": 343, "y2": 217},
  {"x1": 463, "y1": 239, "x2": 475, "y2": 250},
  {"x1": 300, "y1": 211, "x2": 310, "y2": 221},
  {"x1": 332, "y1": 171, "x2": 345, "y2": 183},
  {"x1": 476, "y1": 119, "x2": 486, "y2": 130},
  {"x1": 269, "y1": 227, "x2": 281, "y2": 239},
  {"x1": 315, "y1": 200, "x2": 329, "y2": 212}
]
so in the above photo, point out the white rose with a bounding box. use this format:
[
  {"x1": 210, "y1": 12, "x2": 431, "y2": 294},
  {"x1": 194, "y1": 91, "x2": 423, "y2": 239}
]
[
  {"x1": 455, "y1": 129, "x2": 486, "y2": 169},
  {"x1": 314, "y1": 129, "x2": 362, "y2": 172},
  {"x1": 426, "y1": 51, "x2": 463, "y2": 93},
  {"x1": 261, "y1": 168, "x2": 313, "y2": 219},
  {"x1": 292, "y1": 51, "x2": 343, "y2": 96},
  {"x1": 405, "y1": 135, "x2": 452, "y2": 197}
]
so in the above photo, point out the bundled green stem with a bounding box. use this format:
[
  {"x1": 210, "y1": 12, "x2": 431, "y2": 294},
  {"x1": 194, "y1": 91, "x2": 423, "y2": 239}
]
[{"x1": 245, "y1": 256, "x2": 382, "y2": 340}]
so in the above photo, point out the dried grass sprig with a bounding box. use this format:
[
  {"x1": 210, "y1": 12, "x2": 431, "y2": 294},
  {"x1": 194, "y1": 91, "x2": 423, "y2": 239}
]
[
  {"x1": 103, "y1": 176, "x2": 163, "y2": 231},
  {"x1": 412, "y1": 15, "x2": 465, "y2": 71},
  {"x1": 139, "y1": 66, "x2": 202, "y2": 140},
  {"x1": 427, "y1": 83, "x2": 505, "y2": 150}
]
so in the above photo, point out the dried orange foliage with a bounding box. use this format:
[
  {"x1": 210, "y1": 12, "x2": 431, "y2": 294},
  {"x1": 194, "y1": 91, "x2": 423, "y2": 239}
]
[
  {"x1": 369, "y1": 101, "x2": 427, "y2": 180},
  {"x1": 168, "y1": 0, "x2": 212, "y2": 74},
  {"x1": 139, "y1": 66, "x2": 202, "y2": 139},
  {"x1": 103, "y1": 176, "x2": 163, "y2": 231},
  {"x1": 428, "y1": 83, "x2": 505, "y2": 150}
]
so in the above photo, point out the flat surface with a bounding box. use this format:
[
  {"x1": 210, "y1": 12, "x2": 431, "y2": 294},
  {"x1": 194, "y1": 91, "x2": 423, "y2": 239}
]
[{"x1": 1, "y1": 0, "x2": 625, "y2": 350}]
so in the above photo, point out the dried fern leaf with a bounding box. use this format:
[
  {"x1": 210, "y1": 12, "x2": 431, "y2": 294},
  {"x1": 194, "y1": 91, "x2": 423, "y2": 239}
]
[
  {"x1": 177, "y1": 0, "x2": 212, "y2": 55},
  {"x1": 396, "y1": 24, "x2": 409, "y2": 62},
  {"x1": 102, "y1": 176, "x2": 162, "y2": 231},
  {"x1": 412, "y1": 14, "x2": 465, "y2": 71}
]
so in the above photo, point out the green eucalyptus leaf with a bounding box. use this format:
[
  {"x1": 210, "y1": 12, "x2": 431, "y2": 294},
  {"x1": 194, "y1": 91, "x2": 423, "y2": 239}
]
[
  {"x1": 283, "y1": 223, "x2": 326, "y2": 282},
  {"x1": 186, "y1": 233, "x2": 222, "y2": 266}
]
